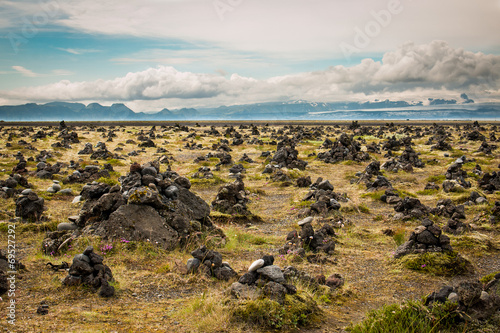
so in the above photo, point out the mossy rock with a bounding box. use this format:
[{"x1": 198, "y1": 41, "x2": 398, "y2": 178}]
[
  {"x1": 210, "y1": 211, "x2": 263, "y2": 224},
  {"x1": 231, "y1": 293, "x2": 322, "y2": 330},
  {"x1": 400, "y1": 251, "x2": 473, "y2": 276}
]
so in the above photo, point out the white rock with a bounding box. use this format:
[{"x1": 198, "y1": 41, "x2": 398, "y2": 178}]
[
  {"x1": 46, "y1": 187, "x2": 56, "y2": 193},
  {"x1": 480, "y1": 291, "x2": 490, "y2": 302},
  {"x1": 298, "y1": 216, "x2": 313, "y2": 226},
  {"x1": 21, "y1": 189, "x2": 33, "y2": 195},
  {"x1": 248, "y1": 259, "x2": 265, "y2": 272},
  {"x1": 72, "y1": 195, "x2": 82, "y2": 204},
  {"x1": 476, "y1": 197, "x2": 488, "y2": 204},
  {"x1": 448, "y1": 292, "x2": 459, "y2": 303}
]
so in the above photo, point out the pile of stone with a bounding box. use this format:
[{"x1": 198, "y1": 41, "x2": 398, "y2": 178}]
[
  {"x1": 69, "y1": 161, "x2": 220, "y2": 251},
  {"x1": 442, "y1": 219, "x2": 472, "y2": 235},
  {"x1": 46, "y1": 180, "x2": 72, "y2": 195},
  {"x1": 425, "y1": 278, "x2": 500, "y2": 322},
  {"x1": 279, "y1": 217, "x2": 336, "y2": 256},
  {"x1": 398, "y1": 145, "x2": 425, "y2": 168},
  {"x1": 490, "y1": 201, "x2": 500, "y2": 224},
  {"x1": 62, "y1": 246, "x2": 114, "y2": 298},
  {"x1": 282, "y1": 266, "x2": 344, "y2": 291},
  {"x1": 0, "y1": 174, "x2": 30, "y2": 198},
  {"x1": 271, "y1": 140, "x2": 307, "y2": 170},
  {"x1": 35, "y1": 161, "x2": 61, "y2": 179},
  {"x1": 15, "y1": 189, "x2": 45, "y2": 221},
  {"x1": 211, "y1": 178, "x2": 251, "y2": 215},
  {"x1": 394, "y1": 219, "x2": 452, "y2": 258},
  {"x1": 478, "y1": 172, "x2": 500, "y2": 193},
  {"x1": 229, "y1": 164, "x2": 245, "y2": 177},
  {"x1": 380, "y1": 189, "x2": 402, "y2": 204},
  {"x1": 466, "y1": 130, "x2": 486, "y2": 141},
  {"x1": 366, "y1": 142, "x2": 381, "y2": 153},
  {"x1": 90, "y1": 143, "x2": 114, "y2": 160},
  {"x1": 382, "y1": 136, "x2": 404, "y2": 151},
  {"x1": 230, "y1": 255, "x2": 297, "y2": 304},
  {"x1": 296, "y1": 176, "x2": 312, "y2": 188},
  {"x1": 430, "y1": 138, "x2": 453, "y2": 151},
  {"x1": 393, "y1": 197, "x2": 430, "y2": 220},
  {"x1": 381, "y1": 158, "x2": 413, "y2": 173},
  {"x1": 465, "y1": 191, "x2": 488, "y2": 205},
  {"x1": 317, "y1": 133, "x2": 370, "y2": 164},
  {"x1": 239, "y1": 153, "x2": 254, "y2": 163},
  {"x1": 477, "y1": 141, "x2": 496, "y2": 154},
  {"x1": 442, "y1": 161, "x2": 471, "y2": 191},
  {"x1": 192, "y1": 166, "x2": 214, "y2": 179},
  {"x1": 186, "y1": 245, "x2": 237, "y2": 281},
  {"x1": 301, "y1": 186, "x2": 347, "y2": 216},
  {"x1": 430, "y1": 199, "x2": 466, "y2": 219},
  {"x1": 63, "y1": 164, "x2": 113, "y2": 184},
  {"x1": 78, "y1": 143, "x2": 94, "y2": 155}
]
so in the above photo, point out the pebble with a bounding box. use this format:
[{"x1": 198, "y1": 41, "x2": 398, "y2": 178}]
[
  {"x1": 248, "y1": 259, "x2": 265, "y2": 272},
  {"x1": 298, "y1": 216, "x2": 313, "y2": 226},
  {"x1": 448, "y1": 292, "x2": 459, "y2": 303},
  {"x1": 72, "y1": 195, "x2": 82, "y2": 204},
  {"x1": 57, "y1": 222, "x2": 78, "y2": 231}
]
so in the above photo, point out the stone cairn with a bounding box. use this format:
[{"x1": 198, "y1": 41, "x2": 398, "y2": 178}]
[
  {"x1": 478, "y1": 172, "x2": 500, "y2": 194},
  {"x1": 62, "y1": 246, "x2": 115, "y2": 297},
  {"x1": 393, "y1": 219, "x2": 452, "y2": 258},
  {"x1": 425, "y1": 277, "x2": 500, "y2": 322},
  {"x1": 317, "y1": 133, "x2": 370, "y2": 164},
  {"x1": 442, "y1": 159, "x2": 471, "y2": 192},
  {"x1": 186, "y1": 245, "x2": 237, "y2": 281},
  {"x1": 393, "y1": 197, "x2": 430, "y2": 220},
  {"x1": 279, "y1": 217, "x2": 336, "y2": 256},
  {"x1": 269, "y1": 137, "x2": 308, "y2": 170},
  {"x1": 211, "y1": 178, "x2": 251, "y2": 215},
  {"x1": 300, "y1": 178, "x2": 347, "y2": 216},
  {"x1": 15, "y1": 189, "x2": 45, "y2": 221}
]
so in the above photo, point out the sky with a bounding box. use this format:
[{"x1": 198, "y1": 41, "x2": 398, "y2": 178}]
[{"x1": 0, "y1": 0, "x2": 499, "y2": 112}]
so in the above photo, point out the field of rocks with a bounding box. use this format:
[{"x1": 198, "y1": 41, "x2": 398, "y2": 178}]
[{"x1": 1, "y1": 120, "x2": 500, "y2": 332}]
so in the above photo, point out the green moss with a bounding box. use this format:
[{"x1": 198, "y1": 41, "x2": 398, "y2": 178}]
[
  {"x1": 231, "y1": 293, "x2": 322, "y2": 330},
  {"x1": 416, "y1": 189, "x2": 439, "y2": 196},
  {"x1": 400, "y1": 251, "x2": 473, "y2": 276},
  {"x1": 426, "y1": 174, "x2": 446, "y2": 184},
  {"x1": 97, "y1": 177, "x2": 118, "y2": 186},
  {"x1": 480, "y1": 271, "x2": 500, "y2": 284},
  {"x1": 361, "y1": 190, "x2": 384, "y2": 201},
  {"x1": 347, "y1": 299, "x2": 462, "y2": 333}
]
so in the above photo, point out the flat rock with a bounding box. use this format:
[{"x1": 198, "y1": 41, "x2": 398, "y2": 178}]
[
  {"x1": 298, "y1": 216, "x2": 313, "y2": 226},
  {"x1": 57, "y1": 222, "x2": 78, "y2": 231},
  {"x1": 256, "y1": 265, "x2": 285, "y2": 283}
]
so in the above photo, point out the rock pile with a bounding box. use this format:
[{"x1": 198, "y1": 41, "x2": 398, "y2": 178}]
[
  {"x1": 62, "y1": 246, "x2": 115, "y2": 297},
  {"x1": 231, "y1": 255, "x2": 296, "y2": 305},
  {"x1": 381, "y1": 158, "x2": 413, "y2": 173},
  {"x1": 478, "y1": 172, "x2": 500, "y2": 193},
  {"x1": 430, "y1": 199, "x2": 465, "y2": 219},
  {"x1": 394, "y1": 219, "x2": 452, "y2": 258},
  {"x1": 380, "y1": 189, "x2": 402, "y2": 204},
  {"x1": 301, "y1": 186, "x2": 347, "y2": 216},
  {"x1": 393, "y1": 197, "x2": 430, "y2": 220},
  {"x1": 442, "y1": 161, "x2": 471, "y2": 191},
  {"x1": 317, "y1": 133, "x2": 369, "y2": 164},
  {"x1": 271, "y1": 139, "x2": 307, "y2": 170},
  {"x1": 279, "y1": 217, "x2": 336, "y2": 256},
  {"x1": 0, "y1": 174, "x2": 30, "y2": 198},
  {"x1": 15, "y1": 190, "x2": 45, "y2": 221},
  {"x1": 425, "y1": 278, "x2": 500, "y2": 322},
  {"x1": 63, "y1": 164, "x2": 113, "y2": 184},
  {"x1": 477, "y1": 141, "x2": 496, "y2": 154},
  {"x1": 70, "y1": 161, "x2": 221, "y2": 251},
  {"x1": 186, "y1": 245, "x2": 237, "y2": 281},
  {"x1": 398, "y1": 145, "x2": 425, "y2": 168},
  {"x1": 211, "y1": 178, "x2": 251, "y2": 215},
  {"x1": 442, "y1": 219, "x2": 472, "y2": 235}
]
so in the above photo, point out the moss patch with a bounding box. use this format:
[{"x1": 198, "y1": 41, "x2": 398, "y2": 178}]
[{"x1": 399, "y1": 251, "x2": 473, "y2": 276}]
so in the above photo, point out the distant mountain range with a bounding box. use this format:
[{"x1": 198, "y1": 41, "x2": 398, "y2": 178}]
[{"x1": 1, "y1": 98, "x2": 500, "y2": 121}]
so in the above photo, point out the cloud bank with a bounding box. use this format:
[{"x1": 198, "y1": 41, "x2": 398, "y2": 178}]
[{"x1": 1, "y1": 41, "x2": 499, "y2": 111}]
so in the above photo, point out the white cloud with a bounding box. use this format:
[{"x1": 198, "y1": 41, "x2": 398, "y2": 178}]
[
  {"x1": 56, "y1": 48, "x2": 101, "y2": 55},
  {"x1": 1, "y1": 41, "x2": 499, "y2": 111},
  {"x1": 12, "y1": 65, "x2": 39, "y2": 77}
]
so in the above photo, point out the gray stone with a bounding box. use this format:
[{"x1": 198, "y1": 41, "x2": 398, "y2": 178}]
[
  {"x1": 57, "y1": 222, "x2": 78, "y2": 231},
  {"x1": 448, "y1": 292, "x2": 459, "y2": 303},
  {"x1": 187, "y1": 258, "x2": 201, "y2": 273},
  {"x1": 416, "y1": 230, "x2": 439, "y2": 245},
  {"x1": 58, "y1": 188, "x2": 73, "y2": 195},
  {"x1": 52, "y1": 184, "x2": 62, "y2": 192},
  {"x1": 72, "y1": 195, "x2": 82, "y2": 204},
  {"x1": 21, "y1": 189, "x2": 33, "y2": 195},
  {"x1": 230, "y1": 282, "x2": 261, "y2": 300},
  {"x1": 298, "y1": 216, "x2": 313, "y2": 226},
  {"x1": 256, "y1": 265, "x2": 285, "y2": 283},
  {"x1": 476, "y1": 197, "x2": 488, "y2": 204},
  {"x1": 262, "y1": 281, "x2": 287, "y2": 304}
]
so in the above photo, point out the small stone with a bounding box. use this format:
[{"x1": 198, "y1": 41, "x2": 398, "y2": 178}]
[
  {"x1": 298, "y1": 216, "x2": 313, "y2": 226},
  {"x1": 72, "y1": 195, "x2": 82, "y2": 204},
  {"x1": 21, "y1": 189, "x2": 33, "y2": 195},
  {"x1": 52, "y1": 184, "x2": 62, "y2": 192},
  {"x1": 480, "y1": 291, "x2": 490, "y2": 302},
  {"x1": 186, "y1": 258, "x2": 201, "y2": 273},
  {"x1": 57, "y1": 222, "x2": 78, "y2": 231},
  {"x1": 256, "y1": 265, "x2": 285, "y2": 283},
  {"x1": 83, "y1": 246, "x2": 94, "y2": 256},
  {"x1": 248, "y1": 259, "x2": 265, "y2": 272},
  {"x1": 262, "y1": 255, "x2": 274, "y2": 267},
  {"x1": 448, "y1": 292, "x2": 459, "y2": 303},
  {"x1": 58, "y1": 188, "x2": 73, "y2": 195}
]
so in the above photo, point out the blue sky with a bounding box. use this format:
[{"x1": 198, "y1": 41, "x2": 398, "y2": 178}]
[{"x1": 0, "y1": 0, "x2": 499, "y2": 112}]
